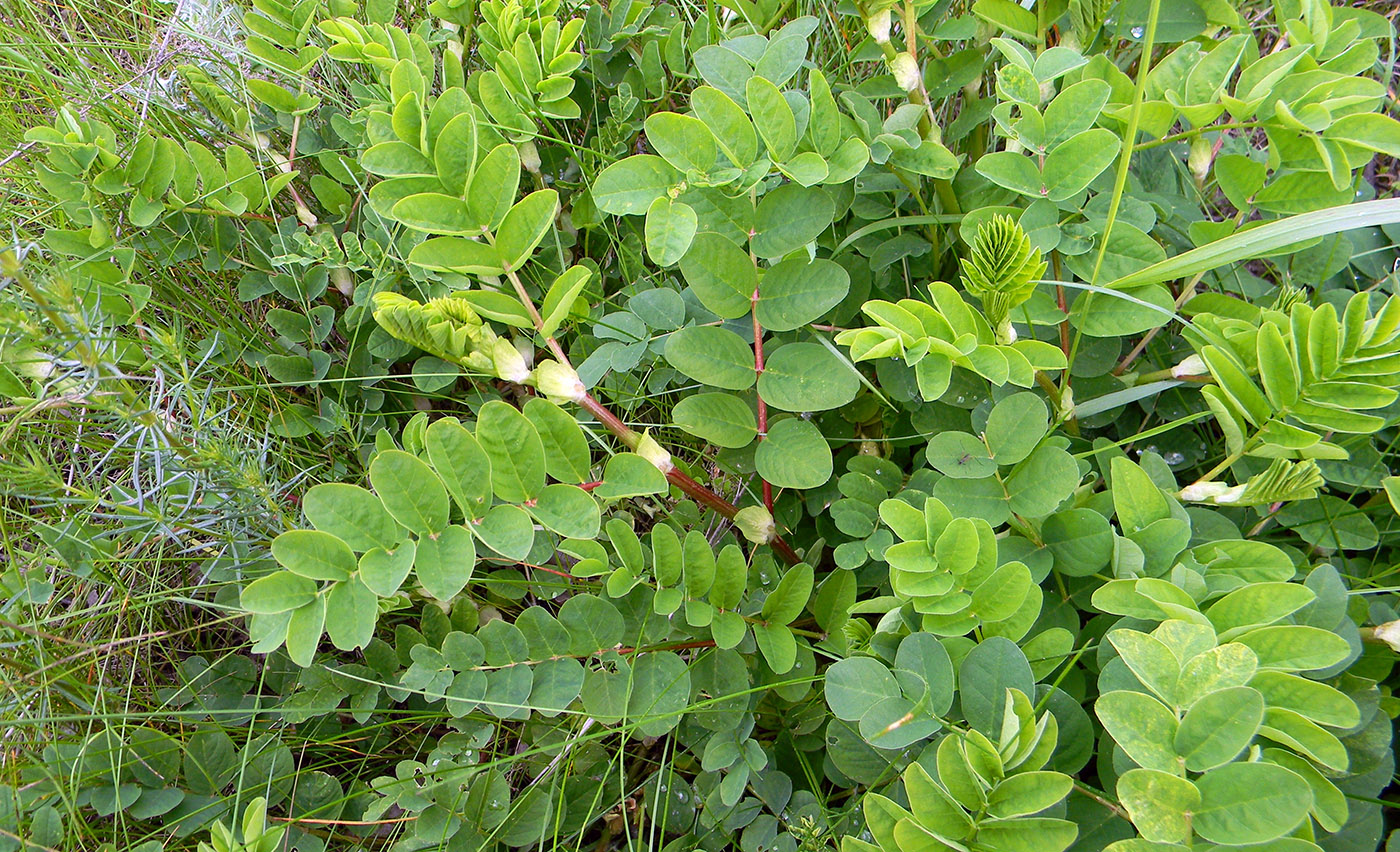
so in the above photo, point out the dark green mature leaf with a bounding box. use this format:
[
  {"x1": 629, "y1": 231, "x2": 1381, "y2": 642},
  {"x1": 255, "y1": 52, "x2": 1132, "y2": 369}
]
[
  {"x1": 757, "y1": 342, "x2": 859, "y2": 411},
  {"x1": 959, "y1": 637, "x2": 1033, "y2": 736},
  {"x1": 665, "y1": 325, "x2": 756, "y2": 389},
  {"x1": 757, "y1": 258, "x2": 849, "y2": 331},
  {"x1": 751, "y1": 184, "x2": 834, "y2": 257}
]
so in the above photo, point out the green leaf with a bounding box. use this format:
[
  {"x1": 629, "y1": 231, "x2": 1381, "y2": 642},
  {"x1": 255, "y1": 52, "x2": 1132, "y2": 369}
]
[
  {"x1": 757, "y1": 342, "x2": 859, "y2": 411},
  {"x1": 528, "y1": 484, "x2": 600, "y2": 539},
  {"x1": 496, "y1": 188, "x2": 558, "y2": 271},
  {"x1": 1323, "y1": 112, "x2": 1400, "y2": 157},
  {"x1": 761, "y1": 563, "x2": 812, "y2": 625},
  {"x1": 476, "y1": 400, "x2": 546, "y2": 503},
  {"x1": 751, "y1": 184, "x2": 834, "y2": 258},
  {"x1": 1107, "y1": 629, "x2": 1179, "y2": 706},
  {"x1": 1233, "y1": 625, "x2": 1350, "y2": 671},
  {"x1": 1176, "y1": 643, "x2": 1257, "y2": 707},
  {"x1": 1115, "y1": 769, "x2": 1200, "y2": 844},
  {"x1": 645, "y1": 197, "x2": 697, "y2": 267},
  {"x1": 643, "y1": 111, "x2": 717, "y2": 173},
  {"x1": 1069, "y1": 283, "x2": 1174, "y2": 336},
  {"x1": 325, "y1": 578, "x2": 377, "y2": 651},
  {"x1": 975, "y1": 818, "x2": 1077, "y2": 852},
  {"x1": 1041, "y1": 509, "x2": 1112, "y2": 577},
  {"x1": 893, "y1": 632, "x2": 955, "y2": 715},
  {"x1": 595, "y1": 453, "x2": 668, "y2": 499},
  {"x1": 973, "y1": 0, "x2": 1038, "y2": 40},
  {"x1": 753, "y1": 622, "x2": 797, "y2": 673},
  {"x1": 523, "y1": 398, "x2": 591, "y2": 484},
  {"x1": 987, "y1": 772, "x2": 1074, "y2": 819},
  {"x1": 958, "y1": 637, "x2": 1033, "y2": 737},
  {"x1": 408, "y1": 236, "x2": 504, "y2": 276},
  {"x1": 425, "y1": 418, "x2": 494, "y2": 519},
  {"x1": 976, "y1": 151, "x2": 1043, "y2": 197},
  {"x1": 1043, "y1": 129, "x2": 1120, "y2": 201},
  {"x1": 541, "y1": 266, "x2": 592, "y2": 338},
  {"x1": 711, "y1": 544, "x2": 747, "y2": 611},
  {"x1": 272, "y1": 530, "x2": 355, "y2": 582},
  {"x1": 1249, "y1": 671, "x2": 1358, "y2": 729},
  {"x1": 778, "y1": 151, "x2": 829, "y2": 186},
  {"x1": 391, "y1": 193, "x2": 476, "y2": 234},
  {"x1": 664, "y1": 326, "x2": 756, "y2": 390},
  {"x1": 985, "y1": 393, "x2": 1048, "y2": 465},
  {"x1": 755, "y1": 418, "x2": 832, "y2": 489},
  {"x1": 358, "y1": 541, "x2": 416, "y2": 597},
  {"x1": 362, "y1": 140, "x2": 434, "y2": 176},
  {"x1": 1205, "y1": 582, "x2": 1316, "y2": 636},
  {"x1": 691, "y1": 86, "x2": 758, "y2": 168},
  {"x1": 370, "y1": 450, "x2": 449, "y2": 534},
  {"x1": 414, "y1": 524, "x2": 476, "y2": 601},
  {"x1": 472, "y1": 504, "x2": 535, "y2": 560},
  {"x1": 592, "y1": 155, "x2": 679, "y2": 216},
  {"x1": 1095, "y1": 690, "x2": 1181, "y2": 773},
  {"x1": 1192, "y1": 762, "x2": 1312, "y2": 845},
  {"x1": 1111, "y1": 456, "x2": 1170, "y2": 532},
  {"x1": 559, "y1": 593, "x2": 623, "y2": 653},
  {"x1": 927, "y1": 431, "x2": 996, "y2": 479},
  {"x1": 433, "y1": 112, "x2": 477, "y2": 197},
  {"x1": 745, "y1": 76, "x2": 796, "y2": 162},
  {"x1": 627, "y1": 651, "x2": 691, "y2": 737},
  {"x1": 971, "y1": 561, "x2": 1033, "y2": 622},
  {"x1": 757, "y1": 258, "x2": 849, "y2": 332},
  {"x1": 241, "y1": 571, "x2": 318, "y2": 614},
  {"x1": 466, "y1": 143, "x2": 521, "y2": 231},
  {"x1": 693, "y1": 45, "x2": 755, "y2": 107},
  {"x1": 682, "y1": 530, "x2": 714, "y2": 598},
  {"x1": 1174, "y1": 685, "x2": 1264, "y2": 771},
  {"x1": 302, "y1": 484, "x2": 402, "y2": 552},
  {"x1": 672, "y1": 392, "x2": 757, "y2": 448},
  {"x1": 678, "y1": 232, "x2": 757, "y2": 320},
  {"x1": 1004, "y1": 445, "x2": 1079, "y2": 517}
]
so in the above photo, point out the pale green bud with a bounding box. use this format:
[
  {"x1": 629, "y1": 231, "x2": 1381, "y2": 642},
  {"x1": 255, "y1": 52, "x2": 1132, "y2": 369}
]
[
  {"x1": 733, "y1": 505, "x2": 775, "y2": 545},
  {"x1": 890, "y1": 52, "x2": 921, "y2": 92},
  {"x1": 531, "y1": 360, "x2": 586, "y2": 403},
  {"x1": 636, "y1": 431, "x2": 674, "y2": 474}
]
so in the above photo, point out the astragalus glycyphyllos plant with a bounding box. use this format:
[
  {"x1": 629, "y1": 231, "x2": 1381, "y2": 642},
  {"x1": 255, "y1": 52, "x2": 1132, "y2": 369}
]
[{"x1": 4, "y1": 0, "x2": 1400, "y2": 850}]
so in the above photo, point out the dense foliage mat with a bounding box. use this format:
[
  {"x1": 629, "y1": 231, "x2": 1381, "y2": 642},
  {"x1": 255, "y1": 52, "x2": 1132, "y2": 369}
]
[{"x1": 3, "y1": 0, "x2": 1400, "y2": 850}]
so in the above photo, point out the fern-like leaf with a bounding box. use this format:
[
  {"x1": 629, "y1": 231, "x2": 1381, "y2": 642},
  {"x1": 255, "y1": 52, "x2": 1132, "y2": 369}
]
[
  {"x1": 959, "y1": 215, "x2": 1045, "y2": 343},
  {"x1": 371, "y1": 292, "x2": 493, "y2": 372}
]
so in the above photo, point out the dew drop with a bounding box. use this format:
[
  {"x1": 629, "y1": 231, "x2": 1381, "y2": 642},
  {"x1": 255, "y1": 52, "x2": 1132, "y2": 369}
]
[{"x1": 1130, "y1": 25, "x2": 1144, "y2": 38}]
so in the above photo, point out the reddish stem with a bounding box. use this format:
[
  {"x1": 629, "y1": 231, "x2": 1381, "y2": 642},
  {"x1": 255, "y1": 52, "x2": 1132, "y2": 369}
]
[
  {"x1": 502, "y1": 269, "x2": 802, "y2": 565},
  {"x1": 752, "y1": 290, "x2": 774, "y2": 513}
]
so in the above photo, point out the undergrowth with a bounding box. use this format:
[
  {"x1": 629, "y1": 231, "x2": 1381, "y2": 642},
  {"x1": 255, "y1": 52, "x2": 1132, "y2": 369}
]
[{"x1": 1, "y1": 1, "x2": 1399, "y2": 851}]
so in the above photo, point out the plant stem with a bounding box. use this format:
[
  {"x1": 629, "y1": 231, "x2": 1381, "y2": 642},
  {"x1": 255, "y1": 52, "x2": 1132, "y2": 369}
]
[
  {"x1": 498, "y1": 261, "x2": 803, "y2": 565},
  {"x1": 1135, "y1": 121, "x2": 1263, "y2": 151},
  {"x1": 752, "y1": 289, "x2": 774, "y2": 513}
]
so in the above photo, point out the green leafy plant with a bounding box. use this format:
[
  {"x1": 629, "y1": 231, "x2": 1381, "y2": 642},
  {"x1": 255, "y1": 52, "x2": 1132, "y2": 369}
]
[{"x1": 4, "y1": 0, "x2": 1400, "y2": 851}]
